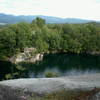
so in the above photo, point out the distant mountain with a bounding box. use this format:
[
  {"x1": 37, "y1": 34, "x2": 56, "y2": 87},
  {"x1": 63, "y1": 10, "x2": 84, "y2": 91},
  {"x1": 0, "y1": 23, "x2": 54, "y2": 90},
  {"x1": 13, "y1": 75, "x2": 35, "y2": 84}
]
[{"x1": 0, "y1": 13, "x2": 99, "y2": 24}]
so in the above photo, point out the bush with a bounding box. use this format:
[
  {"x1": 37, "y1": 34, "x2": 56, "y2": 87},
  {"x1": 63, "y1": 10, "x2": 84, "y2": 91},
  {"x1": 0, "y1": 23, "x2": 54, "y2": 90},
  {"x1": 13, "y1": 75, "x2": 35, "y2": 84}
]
[{"x1": 45, "y1": 71, "x2": 59, "y2": 78}]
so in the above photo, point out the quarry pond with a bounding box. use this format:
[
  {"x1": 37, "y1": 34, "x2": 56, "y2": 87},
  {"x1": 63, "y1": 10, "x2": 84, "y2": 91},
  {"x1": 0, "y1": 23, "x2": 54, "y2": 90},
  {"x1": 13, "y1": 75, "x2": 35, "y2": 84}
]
[{"x1": 0, "y1": 53, "x2": 100, "y2": 80}]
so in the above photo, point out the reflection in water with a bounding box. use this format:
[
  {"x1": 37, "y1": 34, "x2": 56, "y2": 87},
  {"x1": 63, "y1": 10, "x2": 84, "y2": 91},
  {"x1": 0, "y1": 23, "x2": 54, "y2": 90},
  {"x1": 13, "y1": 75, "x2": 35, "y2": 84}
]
[
  {"x1": 18, "y1": 53, "x2": 100, "y2": 78},
  {"x1": 0, "y1": 53, "x2": 100, "y2": 80},
  {"x1": 0, "y1": 61, "x2": 16, "y2": 80}
]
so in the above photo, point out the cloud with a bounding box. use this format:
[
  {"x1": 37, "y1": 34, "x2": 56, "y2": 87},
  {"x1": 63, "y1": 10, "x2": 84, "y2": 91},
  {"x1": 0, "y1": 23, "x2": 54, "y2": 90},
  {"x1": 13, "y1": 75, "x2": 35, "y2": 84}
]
[
  {"x1": 96, "y1": 0, "x2": 100, "y2": 3},
  {"x1": 0, "y1": 0, "x2": 99, "y2": 20}
]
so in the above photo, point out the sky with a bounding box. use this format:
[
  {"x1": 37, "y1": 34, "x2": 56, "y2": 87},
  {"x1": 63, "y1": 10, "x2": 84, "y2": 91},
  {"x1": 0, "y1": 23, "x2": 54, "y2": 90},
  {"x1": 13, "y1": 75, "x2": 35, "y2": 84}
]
[{"x1": 0, "y1": 0, "x2": 100, "y2": 21}]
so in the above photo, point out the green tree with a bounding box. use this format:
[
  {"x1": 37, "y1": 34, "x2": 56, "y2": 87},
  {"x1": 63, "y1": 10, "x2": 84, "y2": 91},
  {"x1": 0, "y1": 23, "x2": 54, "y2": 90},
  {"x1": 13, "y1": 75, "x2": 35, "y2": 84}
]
[
  {"x1": 0, "y1": 27, "x2": 16, "y2": 57},
  {"x1": 35, "y1": 39, "x2": 49, "y2": 52},
  {"x1": 32, "y1": 17, "x2": 46, "y2": 28},
  {"x1": 10, "y1": 22, "x2": 32, "y2": 51}
]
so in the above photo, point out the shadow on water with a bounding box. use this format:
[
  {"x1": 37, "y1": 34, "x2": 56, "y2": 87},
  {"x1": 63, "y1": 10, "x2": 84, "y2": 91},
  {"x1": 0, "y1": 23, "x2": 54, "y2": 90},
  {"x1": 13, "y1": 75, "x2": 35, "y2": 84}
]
[
  {"x1": 0, "y1": 53, "x2": 100, "y2": 80},
  {"x1": 18, "y1": 53, "x2": 100, "y2": 78},
  {"x1": 0, "y1": 61, "x2": 16, "y2": 80}
]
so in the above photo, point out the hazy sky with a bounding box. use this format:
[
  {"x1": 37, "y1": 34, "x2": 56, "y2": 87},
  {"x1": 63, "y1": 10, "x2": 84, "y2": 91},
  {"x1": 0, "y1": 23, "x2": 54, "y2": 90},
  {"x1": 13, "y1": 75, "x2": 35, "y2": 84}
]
[{"x1": 0, "y1": 0, "x2": 100, "y2": 20}]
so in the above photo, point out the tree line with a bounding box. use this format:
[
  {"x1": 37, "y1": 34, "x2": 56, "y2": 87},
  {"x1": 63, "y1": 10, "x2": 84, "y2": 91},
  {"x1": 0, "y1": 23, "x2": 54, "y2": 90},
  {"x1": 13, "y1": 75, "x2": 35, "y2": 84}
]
[{"x1": 0, "y1": 17, "x2": 100, "y2": 59}]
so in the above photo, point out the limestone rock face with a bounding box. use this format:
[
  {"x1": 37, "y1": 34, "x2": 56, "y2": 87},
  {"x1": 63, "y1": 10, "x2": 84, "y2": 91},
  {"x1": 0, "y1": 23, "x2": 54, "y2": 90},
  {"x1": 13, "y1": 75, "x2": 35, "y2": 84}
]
[{"x1": 9, "y1": 48, "x2": 43, "y2": 63}]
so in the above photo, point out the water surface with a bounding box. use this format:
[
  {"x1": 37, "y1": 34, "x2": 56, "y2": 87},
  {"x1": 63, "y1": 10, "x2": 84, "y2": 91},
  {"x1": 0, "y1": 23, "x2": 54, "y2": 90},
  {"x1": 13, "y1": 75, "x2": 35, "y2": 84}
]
[{"x1": 0, "y1": 53, "x2": 100, "y2": 80}]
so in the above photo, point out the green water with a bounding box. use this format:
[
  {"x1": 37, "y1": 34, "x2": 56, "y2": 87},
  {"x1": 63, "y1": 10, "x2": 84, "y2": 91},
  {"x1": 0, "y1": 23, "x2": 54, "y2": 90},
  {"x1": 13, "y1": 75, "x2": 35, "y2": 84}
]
[{"x1": 0, "y1": 53, "x2": 100, "y2": 80}]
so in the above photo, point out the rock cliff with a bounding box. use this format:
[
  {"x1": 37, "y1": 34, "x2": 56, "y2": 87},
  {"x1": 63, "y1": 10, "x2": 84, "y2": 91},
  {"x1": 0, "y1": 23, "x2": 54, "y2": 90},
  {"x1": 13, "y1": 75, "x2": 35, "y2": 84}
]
[{"x1": 9, "y1": 48, "x2": 43, "y2": 63}]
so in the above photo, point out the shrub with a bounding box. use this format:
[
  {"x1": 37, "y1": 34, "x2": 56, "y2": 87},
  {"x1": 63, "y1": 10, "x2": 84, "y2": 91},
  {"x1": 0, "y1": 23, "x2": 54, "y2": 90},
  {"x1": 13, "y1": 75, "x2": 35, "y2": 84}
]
[{"x1": 45, "y1": 71, "x2": 59, "y2": 78}]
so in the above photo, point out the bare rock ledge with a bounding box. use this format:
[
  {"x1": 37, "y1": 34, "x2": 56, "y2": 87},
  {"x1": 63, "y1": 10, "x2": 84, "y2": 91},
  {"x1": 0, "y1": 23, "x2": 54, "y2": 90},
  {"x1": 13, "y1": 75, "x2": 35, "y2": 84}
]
[
  {"x1": 0, "y1": 74, "x2": 100, "y2": 100},
  {"x1": 0, "y1": 73, "x2": 100, "y2": 94}
]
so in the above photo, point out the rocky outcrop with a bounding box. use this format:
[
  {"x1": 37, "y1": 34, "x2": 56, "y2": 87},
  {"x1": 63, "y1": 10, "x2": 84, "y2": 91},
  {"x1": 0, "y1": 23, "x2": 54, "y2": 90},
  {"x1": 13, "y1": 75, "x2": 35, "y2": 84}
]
[
  {"x1": 9, "y1": 48, "x2": 43, "y2": 63},
  {"x1": 0, "y1": 73, "x2": 100, "y2": 100},
  {"x1": 0, "y1": 73, "x2": 100, "y2": 93},
  {"x1": 86, "y1": 51, "x2": 100, "y2": 55}
]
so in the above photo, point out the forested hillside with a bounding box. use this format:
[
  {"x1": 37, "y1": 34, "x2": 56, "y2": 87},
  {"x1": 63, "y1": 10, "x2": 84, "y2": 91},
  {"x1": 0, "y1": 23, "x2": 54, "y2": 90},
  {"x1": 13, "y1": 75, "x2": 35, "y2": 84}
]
[
  {"x1": 0, "y1": 17, "x2": 100, "y2": 60},
  {"x1": 0, "y1": 13, "x2": 98, "y2": 24}
]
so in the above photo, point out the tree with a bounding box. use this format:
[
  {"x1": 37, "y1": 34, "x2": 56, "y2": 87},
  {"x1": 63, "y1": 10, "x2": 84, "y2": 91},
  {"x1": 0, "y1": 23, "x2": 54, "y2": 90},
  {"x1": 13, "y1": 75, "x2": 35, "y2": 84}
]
[
  {"x1": 0, "y1": 27, "x2": 16, "y2": 57},
  {"x1": 47, "y1": 30, "x2": 62, "y2": 51},
  {"x1": 9, "y1": 22, "x2": 32, "y2": 51},
  {"x1": 35, "y1": 39, "x2": 49, "y2": 52},
  {"x1": 32, "y1": 17, "x2": 46, "y2": 28}
]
